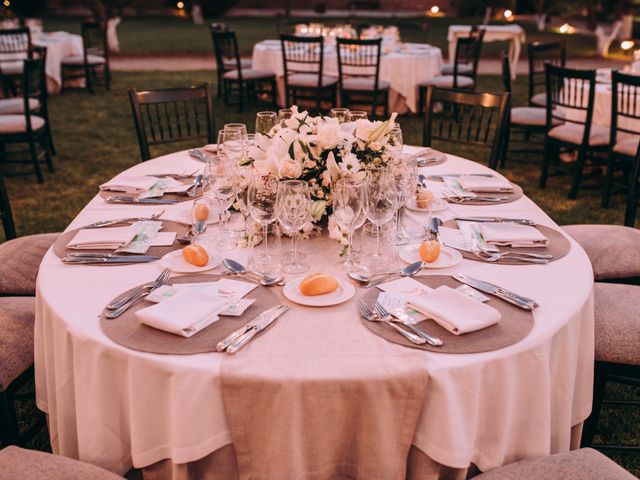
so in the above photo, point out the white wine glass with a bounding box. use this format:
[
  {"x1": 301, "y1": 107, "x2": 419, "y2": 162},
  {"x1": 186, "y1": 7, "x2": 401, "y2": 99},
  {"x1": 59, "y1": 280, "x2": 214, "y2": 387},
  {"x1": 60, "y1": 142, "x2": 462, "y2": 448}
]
[
  {"x1": 364, "y1": 167, "x2": 396, "y2": 261},
  {"x1": 255, "y1": 111, "x2": 277, "y2": 135},
  {"x1": 333, "y1": 177, "x2": 366, "y2": 270},
  {"x1": 248, "y1": 174, "x2": 280, "y2": 268},
  {"x1": 218, "y1": 128, "x2": 244, "y2": 166},
  {"x1": 277, "y1": 108, "x2": 293, "y2": 127},
  {"x1": 209, "y1": 156, "x2": 237, "y2": 250},
  {"x1": 391, "y1": 153, "x2": 417, "y2": 245},
  {"x1": 276, "y1": 179, "x2": 311, "y2": 274}
]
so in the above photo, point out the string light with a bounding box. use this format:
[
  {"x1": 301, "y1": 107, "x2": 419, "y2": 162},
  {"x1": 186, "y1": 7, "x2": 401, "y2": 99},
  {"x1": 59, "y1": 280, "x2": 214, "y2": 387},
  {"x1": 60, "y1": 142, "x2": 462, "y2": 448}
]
[
  {"x1": 559, "y1": 23, "x2": 576, "y2": 34},
  {"x1": 503, "y1": 9, "x2": 513, "y2": 20},
  {"x1": 2, "y1": 0, "x2": 10, "y2": 7},
  {"x1": 621, "y1": 40, "x2": 635, "y2": 51},
  {"x1": 430, "y1": 6, "x2": 439, "y2": 14},
  {"x1": 176, "y1": 1, "x2": 184, "y2": 8}
]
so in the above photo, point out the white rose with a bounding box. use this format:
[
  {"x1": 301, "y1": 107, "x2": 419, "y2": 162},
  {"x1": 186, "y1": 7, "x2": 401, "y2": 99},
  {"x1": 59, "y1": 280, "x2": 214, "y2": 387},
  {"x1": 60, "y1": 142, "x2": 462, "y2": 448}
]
[{"x1": 278, "y1": 158, "x2": 303, "y2": 179}]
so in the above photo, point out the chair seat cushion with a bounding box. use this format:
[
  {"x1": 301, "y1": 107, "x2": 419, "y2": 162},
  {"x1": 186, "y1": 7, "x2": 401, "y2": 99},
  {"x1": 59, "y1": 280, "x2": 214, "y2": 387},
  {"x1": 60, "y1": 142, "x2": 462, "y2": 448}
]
[
  {"x1": 0, "y1": 233, "x2": 59, "y2": 295},
  {"x1": 613, "y1": 135, "x2": 640, "y2": 158},
  {"x1": 0, "y1": 98, "x2": 40, "y2": 115},
  {"x1": 288, "y1": 73, "x2": 338, "y2": 88},
  {"x1": 426, "y1": 74, "x2": 474, "y2": 88},
  {"x1": 510, "y1": 107, "x2": 547, "y2": 126},
  {"x1": 0, "y1": 446, "x2": 123, "y2": 479},
  {"x1": 223, "y1": 68, "x2": 275, "y2": 81},
  {"x1": 0, "y1": 114, "x2": 46, "y2": 134},
  {"x1": 441, "y1": 62, "x2": 473, "y2": 75},
  {"x1": 474, "y1": 448, "x2": 637, "y2": 480},
  {"x1": 0, "y1": 297, "x2": 35, "y2": 391},
  {"x1": 594, "y1": 283, "x2": 640, "y2": 366},
  {"x1": 61, "y1": 54, "x2": 106, "y2": 66},
  {"x1": 341, "y1": 77, "x2": 390, "y2": 91},
  {"x1": 0, "y1": 60, "x2": 23, "y2": 76},
  {"x1": 223, "y1": 58, "x2": 252, "y2": 70},
  {"x1": 562, "y1": 224, "x2": 640, "y2": 280},
  {"x1": 548, "y1": 123, "x2": 610, "y2": 146},
  {"x1": 530, "y1": 92, "x2": 546, "y2": 106}
]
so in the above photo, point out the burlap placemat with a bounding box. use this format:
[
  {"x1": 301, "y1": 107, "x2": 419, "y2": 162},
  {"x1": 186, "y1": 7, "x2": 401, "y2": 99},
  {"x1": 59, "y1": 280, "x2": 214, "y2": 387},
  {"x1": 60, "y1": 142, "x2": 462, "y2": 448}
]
[
  {"x1": 99, "y1": 177, "x2": 203, "y2": 203},
  {"x1": 443, "y1": 183, "x2": 523, "y2": 206},
  {"x1": 359, "y1": 275, "x2": 534, "y2": 353},
  {"x1": 53, "y1": 220, "x2": 189, "y2": 260},
  {"x1": 100, "y1": 274, "x2": 280, "y2": 355},
  {"x1": 442, "y1": 220, "x2": 571, "y2": 265}
]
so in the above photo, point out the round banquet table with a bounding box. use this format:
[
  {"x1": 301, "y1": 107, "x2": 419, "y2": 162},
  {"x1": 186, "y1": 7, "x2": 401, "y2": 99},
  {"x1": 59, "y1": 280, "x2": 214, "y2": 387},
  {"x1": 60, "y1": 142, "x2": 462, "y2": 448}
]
[
  {"x1": 251, "y1": 40, "x2": 443, "y2": 114},
  {"x1": 35, "y1": 145, "x2": 594, "y2": 479}
]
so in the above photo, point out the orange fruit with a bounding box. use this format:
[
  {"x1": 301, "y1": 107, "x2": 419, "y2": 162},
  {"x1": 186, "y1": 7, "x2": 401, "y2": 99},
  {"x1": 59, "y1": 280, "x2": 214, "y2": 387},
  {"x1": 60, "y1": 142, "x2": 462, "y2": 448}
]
[
  {"x1": 193, "y1": 203, "x2": 210, "y2": 222},
  {"x1": 416, "y1": 189, "x2": 435, "y2": 209},
  {"x1": 419, "y1": 240, "x2": 441, "y2": 263},
  {"x1": 182, "y1": 244, "x2": 209, "y2": 267}
]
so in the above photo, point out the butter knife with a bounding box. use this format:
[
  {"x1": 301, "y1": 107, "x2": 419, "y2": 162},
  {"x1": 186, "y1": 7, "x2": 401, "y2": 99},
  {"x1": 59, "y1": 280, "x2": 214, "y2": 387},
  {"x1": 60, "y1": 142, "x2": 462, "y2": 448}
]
[
  {"x1": 226, "y1": 305, "x2": 289, "y2": 354},
  {"x1": 452, "y1": 273, "x2": 538, "y2": 310},
  {"x1": 454, "y1": 217, "x2": 536, "y2": 226}
]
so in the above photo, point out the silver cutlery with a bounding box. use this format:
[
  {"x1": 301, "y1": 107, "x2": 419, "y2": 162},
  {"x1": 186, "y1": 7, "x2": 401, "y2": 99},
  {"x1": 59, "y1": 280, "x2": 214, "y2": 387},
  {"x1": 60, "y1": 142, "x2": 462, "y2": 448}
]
[
  {"x1": 454, "y1": 216, "x2": 536, "y2": 226},
  {"x1": 452, "y1": 273, "x2": 538, "y2": 310},
  {"x1": 224, "y1": 305, "x2": 289, "y2": 354},
  {"x1": 83, "y1": 211, "x2": 164, "y2": 229},
  {"x1": 428, "y1": 173, "x2": 495, "y2": 182},
  {"x1": 62, "y1": 255, "x2": 160, "y2": 265},
  {"x1": 222, "y1": 258, "x2": 284, "y2": 287},
  {"x1": 186, "y1": 174, "x2": 204, "y2": 197},
  {"x1": 105, "y1": 267, "x2": 172, "y2": 319},
  {"x1": 428, "y1": 217, "x2": 442, "y2": 242},
  {"x1": 188, "y1": 149, "x2": 210, "y2": 163},
  {"x1": 150, "y1": 170, "x2": 198, "y2": 179},
  {"x1": 359, "y1": 261, "x2": 424, "y2": 289},
  {"x1": 177, "y1": 220, "x2": 207, "y2": 244},
  {"x1": 445, "y1": 194, "x2": 508, "y2": 204},
  {"x1": 418, "y1": 174, "x2": 428, "y2": 188},
  {"x1": 355, "y1": 299, "x2": 426, "y2": 345},
  {"x1": 373, "y1": 301, "x2": 443, "y2": 346},
  {"x1": 470, "y1": 248, "x2": 551, "y2": 264},
  {"x1": 106, "y1": 196, "x2": 177, "y2": 205},
  {"x1": 107, "y1": 267, "x2": 172, "y2": 310}
]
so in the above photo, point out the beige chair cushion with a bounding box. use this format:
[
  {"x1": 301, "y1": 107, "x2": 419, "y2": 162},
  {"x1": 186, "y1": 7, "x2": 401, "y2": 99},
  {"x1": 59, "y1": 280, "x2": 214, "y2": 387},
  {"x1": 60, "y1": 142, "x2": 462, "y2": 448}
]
[
  {"x1": 287, "y1": 73, "x2": 338, "y2": 88},
  {"x1": 341, "y1": 77, "x2": 390, "y2": 91},
  {"x1": 61, "y1": 54, "x2": 106, "y2": 66},
  {"x1": 562, "y1": 224, "x2": 640, "y2": 280},
  {"x1": 223, "y1": 68, "x2": 275, "y2": 80},
  {"x1": 0, "y1": 297, "x2": 35, "y2": 391},
  {"x1": 548, "y1": 123, "x2": 610, "y2": 146},
  {"x1": 594, "y1": 283, "x2": 640, "y2": 366},
  {"x1": 426, "y1": 75, "x2": 474, "y2": 88},
  {"x1": 613, "y1": 135, "x2": 640, "y2": 158},
  {"x1": 0, "y1": 233, "x2": 59, "y2": 295},
  {"x1": 0, "y1": 60, "x2": 23, "y2": 76},
  {"x1": 223, "y1": 58, "x2": 252, "y2": 70},
  {"x1": 0, "y1": 114, "x2": 45, "y2": 134},
  {"x1": 531, "y1": 92, "x2": 546, "y2": 106},
  {"x1": 511, "y1": 107, "x2": 547, "y2": 126},
  {"x1": 441, "y1": 62, "x2": 473, "y2": 75},
  {"x1": 474, "y1": 448, "x2": 637, "y2": 480},
  {"x1": 0, "y1": 446, "x2": 123, "y2": 479},
  {"x1": 0, "y1": 98, "x2": 40, "y2": 115}
]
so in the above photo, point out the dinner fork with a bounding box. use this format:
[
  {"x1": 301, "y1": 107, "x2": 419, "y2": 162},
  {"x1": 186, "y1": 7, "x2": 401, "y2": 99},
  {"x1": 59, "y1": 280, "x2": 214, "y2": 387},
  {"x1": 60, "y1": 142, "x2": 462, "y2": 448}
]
[
  {"x1": 373, "y1": 301, "x2": 443, "y2": 346},
  {"x1": 355, "y1": 299, "x2": 426, "y2": 345},
  {"x1": 470, "y1": 248, "x2": 550, "y2": 264},
  {"x1": 106, "y1": 267, "x2": 172, "y2": 313}
]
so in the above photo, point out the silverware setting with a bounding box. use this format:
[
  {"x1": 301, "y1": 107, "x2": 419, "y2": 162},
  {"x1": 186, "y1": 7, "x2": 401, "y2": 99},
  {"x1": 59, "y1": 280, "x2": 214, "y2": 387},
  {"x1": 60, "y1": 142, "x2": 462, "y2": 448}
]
[
  {"x1": 445, "y1": 193, "x2": 509, "y2": 204},
  {"x1": 177, "y1": 220, "x2": 207, "y2": 244},
  {"x1": 222, "y1": 258, "x2": 284, "y2": 286},
  {"x1": 62, "y1": 255, "x2": 160, "y2": 265},
  {"x1": 188, "y1": 149, "x2": 211, "y2": 163},
  {"x1": 452, "y1": 273, "x2": 538, "y2": 310},
  {"x1": 106, "y1": 195, "x2": 177, "y2": 205},
  {"x1": 427, "y1": 173, "x2": 495, "y2": 182},
  {"x1": 185, "y1": 174, "x2": 204, "y2": 197},
  {"x1": 83, "y1": 211, "x2": 164, "y2": 229},
  {"x1": 355, "y1": 298, "x2": 426, "y2": 345},
  {"x1": 105, "y1": 267, "x2": 172, "y2": 319},
  {"x1": 349, "y1": 261, "x2": 424, "y2": 289},
  {"x1": 217, "y1": 304, "x2": 289, "y2": 354},
  {"x1": 150, "y1": 170, "x2": 198, "y2": 179},
  {"x1": 454, "y1": 216, "x2": 536, "y2": 226},
  {"x1": 373, "y1": 301, "x2": 443, "y2": 346},
  {"x1": 470, "y1": 247, "x2": 552, "y2": 264}
]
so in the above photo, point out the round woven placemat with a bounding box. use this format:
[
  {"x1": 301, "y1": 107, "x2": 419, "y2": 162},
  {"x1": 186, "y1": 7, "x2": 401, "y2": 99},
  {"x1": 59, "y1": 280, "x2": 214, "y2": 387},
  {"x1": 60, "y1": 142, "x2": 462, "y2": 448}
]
[
  {"x1": 416, "y1": 148, "x2": 447, "y2": 167},
  {"x1": 99, "y1": 177, "x2": 203, "y2": 203},
  {"x1": 360, "y1": 275, "x2": 534, "y2": 353},
  {"x1": 100, "y1": 274, "x2": 280, "y2": 355},
  {"x1": 442, "y1": 220, "x2": 571, "y2": 265},
  {"x1": 443, "y1": 183, "x2": 523, "y2": 206},
  {"x1": 53, "y1": 220, "x2": 189, "y2": 260}
]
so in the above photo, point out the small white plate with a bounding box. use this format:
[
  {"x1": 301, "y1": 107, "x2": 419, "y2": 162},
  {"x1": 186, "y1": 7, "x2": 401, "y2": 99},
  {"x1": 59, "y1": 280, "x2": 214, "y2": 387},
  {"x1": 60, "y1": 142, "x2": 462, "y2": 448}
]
[
  {"x1": 174, "y1": 210, "x2": 220, "y2": 226},
  {"x1": 406, "y1": 197, "x2": 449, "y2": 213},
  {"x1": 160, "y1": 249, "x2": 221, "y2": 273},
  {"x1": 283, "y1": 276, "x2": 355, "y2": 307},
  {"x1": 203, "y1": 144, "x2": 218, "y2": 153},
  {"x1": 398, "y1": 244, "x2": 463, "y2": 269}
]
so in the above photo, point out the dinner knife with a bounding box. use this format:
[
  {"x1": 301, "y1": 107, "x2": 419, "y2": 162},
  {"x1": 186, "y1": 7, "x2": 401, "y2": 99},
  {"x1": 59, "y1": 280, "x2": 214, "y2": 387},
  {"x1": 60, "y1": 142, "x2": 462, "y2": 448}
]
[
  {"x1": 188, "y1": 149, "x2": 210, "y2": 163},
  {"x1": 62, "y1": 256, "x2": 159, "y2": 264},
  {"x1": 106, "y1": 196, "x2": 178, "y2": 204},
  {"x1": 452, "y1": 273, "x2": 538, "y2": 310},
  {"x1": 454, "y1": 217, "x2": 537, "y2": 226},
  {"x1": 215, "y1": 306, "x2": 279, "y2": 352},
  {"x1": 226, "y1": 305, "x2": 289, "y2": 354},
  {"x1": 428, "y1": 173, "x2": 495, "y2": 181}
]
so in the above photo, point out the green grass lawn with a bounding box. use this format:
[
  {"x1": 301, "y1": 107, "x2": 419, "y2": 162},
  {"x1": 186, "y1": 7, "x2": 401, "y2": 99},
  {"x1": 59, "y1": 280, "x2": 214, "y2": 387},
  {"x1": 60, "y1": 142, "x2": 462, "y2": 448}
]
[
  {"x1": 42, "y1": 15, "x2": 597, "y2": 58},
  {"x1": 3, "y1": 70, "x2": 639, "y2": 474}
]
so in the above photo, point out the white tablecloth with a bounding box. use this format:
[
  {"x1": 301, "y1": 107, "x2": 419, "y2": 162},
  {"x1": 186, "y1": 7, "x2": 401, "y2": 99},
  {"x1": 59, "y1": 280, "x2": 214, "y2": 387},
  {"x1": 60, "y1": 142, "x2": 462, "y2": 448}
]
[
  {"x1": 34, "y1": 31, "x2": 84, "y2": 93},
  {"x1": 447, "y1": 25, "x2": 525, "y2": 79},
  {"x1": 35, "y1": 146, "x2": 594, "y2": 476},
  {"x1": 251, "y1": 41, "x2": 443, "y2": 113}
]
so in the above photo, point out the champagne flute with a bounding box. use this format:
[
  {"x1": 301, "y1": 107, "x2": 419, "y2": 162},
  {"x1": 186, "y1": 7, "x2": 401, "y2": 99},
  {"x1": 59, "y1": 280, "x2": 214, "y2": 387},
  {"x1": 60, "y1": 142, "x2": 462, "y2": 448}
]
[
  {"x1": 391, "y1": 153, "x2": 417, "y2": 245},
  {"x1": 255, "y1": 111, "x2": 277, "y2": 135},
  {"x1": 277, "y1": 179, "x2": 311, "y2": 274},
  {"x1": 248, "y1": 174, "x2": 279, "y2": 267},
  {"x1": 333, "y1": 177, "x2": 366, "y2": 270},
  {"x1": 330, "y1": 108, "x2": 349, "y2": 123},
  {"x1": 364, "y1": 167, "x2": 396, "y2": 261},
  {"x1": 209, "y1": 156, "x2": 238, "y2": 250}
]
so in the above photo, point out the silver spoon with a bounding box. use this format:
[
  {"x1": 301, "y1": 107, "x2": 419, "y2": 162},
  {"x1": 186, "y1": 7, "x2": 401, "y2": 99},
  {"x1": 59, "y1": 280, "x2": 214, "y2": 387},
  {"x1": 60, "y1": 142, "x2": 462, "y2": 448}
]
[
  {"x1": 222, "y1": 258, "x2": 284, "y2": 287},
  {"x1": 186, "y1": 174, "x2": 204, "y2": 197},
  {"x1": 418, "y1": 174, "x2": 428, "y2": 188},
  {"x1": 177, "y1": 221, "x2": 207, "y2": 244},
  {"x1": 361, "y1": 261, "x2": 425, "y2": 289}
]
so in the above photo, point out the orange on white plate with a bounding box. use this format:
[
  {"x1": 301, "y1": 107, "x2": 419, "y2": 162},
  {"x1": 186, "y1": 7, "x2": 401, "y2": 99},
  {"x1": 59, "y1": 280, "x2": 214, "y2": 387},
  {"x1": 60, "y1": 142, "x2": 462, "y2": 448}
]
[
  {"x1": 283, "y1": 276, "x2": 355, "y2": 307},
  {"x1": 398, "y1": 244, "x2": 462, "y2": 269},
  {"x1": 160, "y1": 249, "x2": 221, "y2": 274},
  {"x1": 406, "y1": 197, "x2": 449, "y2": 213}
]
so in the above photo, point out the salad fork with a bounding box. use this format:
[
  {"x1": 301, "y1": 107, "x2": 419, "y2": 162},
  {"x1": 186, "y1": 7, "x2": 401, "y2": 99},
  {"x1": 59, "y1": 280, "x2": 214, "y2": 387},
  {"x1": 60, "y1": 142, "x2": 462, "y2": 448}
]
[
  {"x1": 355, "y1": 299, "x2": 426, "y2": 345},
  {"x1": 106, "y1": 267, "x2": 172, "y2": 314},
  {"x1": 373, "y1": 301, "x2": 443, "y2": 347}
]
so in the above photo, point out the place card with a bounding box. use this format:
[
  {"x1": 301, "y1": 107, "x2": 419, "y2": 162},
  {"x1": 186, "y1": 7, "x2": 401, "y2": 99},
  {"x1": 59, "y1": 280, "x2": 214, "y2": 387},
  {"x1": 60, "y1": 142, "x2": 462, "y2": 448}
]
[
  {"x1": 376, "y1": 291, "x2": 427, "y2": 323},
  {"x1": 117, "y1": 221, "x2": 163, "y2": 254},
  {"x1": 377, "y1": 277, "x2": 433, "y2": 296}
]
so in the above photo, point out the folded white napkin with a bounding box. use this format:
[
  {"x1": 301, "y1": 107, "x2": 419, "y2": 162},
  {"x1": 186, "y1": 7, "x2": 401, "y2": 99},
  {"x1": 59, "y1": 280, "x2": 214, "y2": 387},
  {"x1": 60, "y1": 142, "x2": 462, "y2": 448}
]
[
  {"x1": 136, "y1": 290, "x2": 229, "y2": 337},
  {"x1": 480, "y1": 223, "x2": 549, "y2": 248},
  {"x1": 67, "y1": 226, "x2": 137, "y2": 250},
  {"x1": 457, "y1": 175, "x2": 514, "y2": 193},
  {"x1": 406, "y1": 286, "x2": 501, "y2": 335},
  {"x1": 100, "y1": 176, "x2": 159, "y2": 193}
]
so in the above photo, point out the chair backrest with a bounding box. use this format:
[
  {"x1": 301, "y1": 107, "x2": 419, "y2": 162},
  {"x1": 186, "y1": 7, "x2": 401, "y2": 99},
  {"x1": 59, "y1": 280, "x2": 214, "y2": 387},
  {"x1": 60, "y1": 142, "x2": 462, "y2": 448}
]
[
  {"x1": 0, "y1": 172, "x2": 16, "y2": 240},
  {"x1": 129, "y1": 84, "x2": 216, "y2": 162},
  {"x1": 545, "y1": 64, "x2": 596, "y2": 145},
  {"x1": 611, "y1": 70, "x2": 640, "y2": 148},
  {"x1": 423, "y1": 86, "x2": 510, "y2": 170},
  {"x1": 0, "y1": 27, "x2": 31, "y2": 74},
  {"x1": 501, "y1": 51, "x2": 511, "y2": 93},
  {"x1": 82, "y1": 20, "x2": 108, "y2": 64},
  {"x1": 528, "y1": 41, "x2": 565, "y2": 105},
  {"x1": 210, "y1": 22, "x2": 228, "y2": 32},
  {"x1": 336, "y1": 37, "x2": 382, "y2": 91},
  {"x1": 211, "y1": 30, "x2": 242, "y2": 76},
  {"x1": 21, "y1": 58, "x2": 47, "y2": 134},
  {"x1": 453, "y1": 28, "x2": 484, "y2": 85},
  {"x1": 280, "y1": 34, "x2": 324, "y2": 87}
]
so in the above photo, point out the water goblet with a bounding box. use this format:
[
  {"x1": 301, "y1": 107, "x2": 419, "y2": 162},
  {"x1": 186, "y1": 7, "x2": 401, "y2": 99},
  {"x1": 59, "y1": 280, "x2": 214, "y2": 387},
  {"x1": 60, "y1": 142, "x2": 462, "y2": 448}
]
[
  {"x1": 217, "y1": 128, "x2": 244, "y2": 166},
  {"x1": 247, "y1": 173, "x2": 280, "y2": 268},
  {"x1": 391, "y1": 153, "x2": 417, "y2": 245},
  {"x1": 277, "y1": 108, "x2": 293, "y2": 127},
  {"x1": 255, "y1": 111, "x2": 277, "y2": 135},
  {"x1": 364, "y1": 167, "x2": 396, "y2": 262},
  {"x1": 208, "y1": 156, "x2": 238, "y2": 250},
  {"x1": 346, "y1": 110, "x2": 367, "y2": 121},
  {"x1": 388, "y1": 123, "x2": 403, "y2": 155},
  {"x1": 330, "y1": 108, "x2": 350, "y2": 123},
  {"x1": 276, "y1": 179, "x2": 311, "y2": 274},
  {"x1": 333, "y1": 177, "x2": 366, "y2": 270}
]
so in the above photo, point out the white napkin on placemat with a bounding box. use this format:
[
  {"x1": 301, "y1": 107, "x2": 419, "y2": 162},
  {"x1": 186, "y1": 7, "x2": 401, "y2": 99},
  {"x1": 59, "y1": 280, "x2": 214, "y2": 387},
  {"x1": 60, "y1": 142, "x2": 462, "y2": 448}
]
[
  {"x1": 480, "y1": 223, "x2": 549, "y2": 248},
  {"x1": 100, "y1": 176, "x2": 159, "y2": 193},
  {"x1": 407, "y1": 286, "x2": 501, "y2": 335},
  {"x1": 67, "y1": 226, "x2": 137, "y2": 250},
  {"x1": 457, "y1": 175, "x2": 514, "y2": 193},
  {"x1": 136, "y1": 290, "x2": 229, "y2": 337}
]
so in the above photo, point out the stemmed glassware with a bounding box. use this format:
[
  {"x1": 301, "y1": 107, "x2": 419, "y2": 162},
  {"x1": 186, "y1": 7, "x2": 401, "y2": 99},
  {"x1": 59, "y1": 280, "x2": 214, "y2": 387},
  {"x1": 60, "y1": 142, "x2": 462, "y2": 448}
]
[
  {"x1": 277, "y1": 108, "x2": 293, "y2": 127},
  {"x1": 330, "y1": 108, "x2": 350, "y2": 123},
  {"x1": 388, "y1": 123, "x2": 403, "y2": 155},
  {"x1": 276, "y1": 179, "x2": 311, "y2": 274},
  {"x1": 391, "y1": 153, "x2": 418, "y2": 245},
  {"x1": 223, "y1": 123, "x2": 247, "y2": 137},
  {"x1": 248, "y1": 174, "x2": 280, "y2": 268},
  {"x1": 255, "y1": 111, "x2": 277, "y2": 135},
  {"x1": 208, "y1": 156, "x2": 238, "y2": 250},
  {"x1": 218, "y1": 128, "x2": 244, "y2": 166},
  {"x1": 346, "y1": 110, "x2": 367, "y2": 122},
  {"x1": 364, "y1": 167, "x2": 396, "y2": 262},
  {"x1": 333, "y1": 177, "x2": 366, "y2": 270}
]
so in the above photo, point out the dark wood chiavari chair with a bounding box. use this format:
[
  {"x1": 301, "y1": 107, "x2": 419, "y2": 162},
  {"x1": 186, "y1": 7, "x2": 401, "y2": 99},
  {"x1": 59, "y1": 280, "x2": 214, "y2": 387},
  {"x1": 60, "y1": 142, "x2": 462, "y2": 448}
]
[
  {"x1": 129, "y1": 84, "x2": 216, "y2": 162},
  {"x1": 528, "y1": 40, "x2": 566, "y2": 108},
  {"x1": 0, "y1": 27, "x2": 31, "y2": 96},
  {"x1": 625, "y1": 146, "x2": 640, "y2": 227},
  {"x1": 539, "y1": 64, "x2": 609, "y2": 199},
  {"x1": 336, "y1": 37, "x2": 388, "y2": 118},
  {"x1": 61, "y1": 19, "x2": 111, "y2": 93},
  {"x1": 422, "y1": 85, "x2": 510, "y2": 170},
  {"x1": 212, "y1": 30, "x2": 276, "y2": 113},
  {"x1": 210, "y1": 24, "x2": 252, "y2": 99},
  {"x1": 280, "y1": 34, "x2": 338, "y2": 114},
  {"x1": 0, "y1": 172, "x2": 16, "y2": 240}
]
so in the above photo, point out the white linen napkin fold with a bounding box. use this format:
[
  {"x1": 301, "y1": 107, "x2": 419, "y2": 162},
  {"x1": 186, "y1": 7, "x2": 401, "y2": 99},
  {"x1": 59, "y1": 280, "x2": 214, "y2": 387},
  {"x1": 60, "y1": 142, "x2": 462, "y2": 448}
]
[
  {"x1": 480, "y1": 223, "x2": 549, "y2": 248},
  {"x1": 457, "y1": 175, "x2": 514, "y2": 193},
  {"x1": 99, "y1": 176, "x2": 160, "y2": 193},
  {"x1": 67, "y1": 226, "x2": 137, "y2": 250},
  {"x1": 136, "y1": 290, "x2": 230, "y2": 337},
  {"x1": 406, "y1": 286, "x2": 501, "y2": 335}
]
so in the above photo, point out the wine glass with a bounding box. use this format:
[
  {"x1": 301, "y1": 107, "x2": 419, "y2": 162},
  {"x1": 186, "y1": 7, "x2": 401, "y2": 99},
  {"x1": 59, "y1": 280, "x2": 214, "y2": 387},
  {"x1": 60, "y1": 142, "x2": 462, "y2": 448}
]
[
  {"x1": 330, "y1": 108, "x2": 349, "y2": 123},
  {"x1": 208, "y1": 156, "x2": 237, "y2": 250},
  {"x1": 218, "y1": 128, "x2": 244, "y2": 166},
  {"x1": 248, "y1": 174, "x2": 280, "y2": 268},
  {"x1": 255, "y1": 111, "x2": 277, "y2": 135},
  {"x1": 277, "y1": 108, "x2": 293, "y2": 127},
  {"x1": 388, "y1": 123, "x2": 403, "y2": 155},
  {"x1": 277, "y1": 179, "x2": 311, "y2": 274},
  {"x1": 391, "y1": 153, "x2": 417, "y2": 245},
  {"x1": 346, "y1": 110, "x2": 368, "y2": 121},
  {"x1": 223, "y1": 123, "x2": 247, "y2": 137},
  {"x1": 234, "y1": 167, "x2": 254, "y2": 231},
  {"x1": 364, "y1": 167, "x2": 396, "y2": 262},
  {"x1": 333, "y1": 177, "x2": 366, "y2": 270}
]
